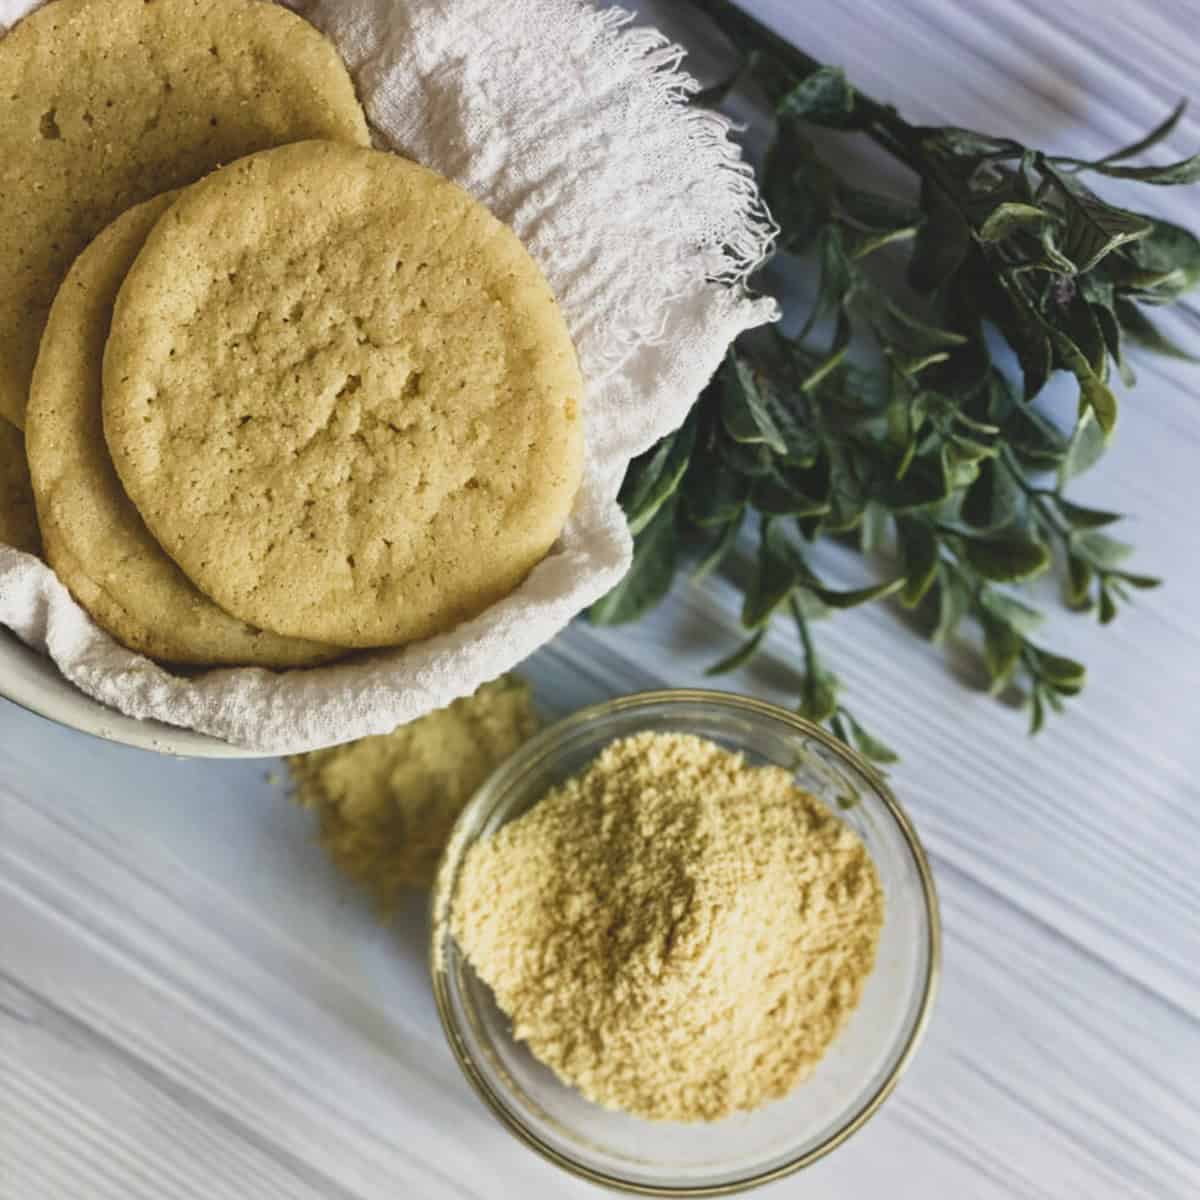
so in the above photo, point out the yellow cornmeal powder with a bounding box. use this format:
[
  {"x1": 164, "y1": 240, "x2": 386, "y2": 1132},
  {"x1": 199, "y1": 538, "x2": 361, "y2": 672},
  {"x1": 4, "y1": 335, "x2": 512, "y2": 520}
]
[
  {"x1": 289, "y1": 677, "x2": 538, "y2": 903},
  {"x1": 451, "y1": 731, "x2": 884, "y2": 1123}
]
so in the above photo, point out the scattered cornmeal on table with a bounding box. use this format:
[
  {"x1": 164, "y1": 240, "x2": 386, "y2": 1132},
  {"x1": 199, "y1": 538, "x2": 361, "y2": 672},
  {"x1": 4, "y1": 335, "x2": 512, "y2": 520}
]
[
  {"x1": 288, "y1": 677, "x2": 540, "y2": 904},
  {"x1": 451, "y1": 731, "x2": 885, "y2": 1123}
]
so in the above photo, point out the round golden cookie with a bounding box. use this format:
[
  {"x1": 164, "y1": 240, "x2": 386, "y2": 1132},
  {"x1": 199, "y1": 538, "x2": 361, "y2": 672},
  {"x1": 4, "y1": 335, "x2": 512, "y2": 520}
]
[
  {"x1": 0, "y1": 418, "x2": 40, "y2": 555},
  {"x1": 0, "y1": 0, "x2": 369, "y2": 429},
  {"x1": 104, "y1": 142, "x2": 585, "y2": 650},
  {"x1": 26, "y1": 193, "x2": 343, "y2": 668}
]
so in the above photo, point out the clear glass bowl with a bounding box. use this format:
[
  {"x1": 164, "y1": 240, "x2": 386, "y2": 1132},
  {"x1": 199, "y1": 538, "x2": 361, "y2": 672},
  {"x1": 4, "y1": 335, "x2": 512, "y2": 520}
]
[{"x1": 431, "y1": 689, "x2": 940, "y2": 1196}]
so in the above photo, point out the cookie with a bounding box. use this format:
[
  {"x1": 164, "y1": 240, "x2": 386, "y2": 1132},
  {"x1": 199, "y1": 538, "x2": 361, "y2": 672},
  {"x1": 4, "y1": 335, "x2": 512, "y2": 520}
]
[
  {"x1": 0, "y1": 0, "x2": 369, "y2": 428},
  {"x1": 0, "y1": 418, "x2": 39, "y2": 555},
  {"x1": 26, "y1": 193, "x2": 342, "y2": 667},
  {"x1": 104, "y1": 142, "x2": 585, "y2": 649}
]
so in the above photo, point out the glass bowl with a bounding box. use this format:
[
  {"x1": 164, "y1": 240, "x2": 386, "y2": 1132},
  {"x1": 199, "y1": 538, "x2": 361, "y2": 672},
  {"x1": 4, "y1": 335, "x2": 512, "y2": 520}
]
[{"x1": 431, "y1": 689, "x2": 940, "y2": 1196}]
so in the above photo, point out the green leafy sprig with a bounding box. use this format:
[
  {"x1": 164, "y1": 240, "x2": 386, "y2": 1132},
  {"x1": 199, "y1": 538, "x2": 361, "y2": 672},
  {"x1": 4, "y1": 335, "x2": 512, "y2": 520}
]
[{"x1": 592, "y1": 0, "x2": 1200, "y2": 759}]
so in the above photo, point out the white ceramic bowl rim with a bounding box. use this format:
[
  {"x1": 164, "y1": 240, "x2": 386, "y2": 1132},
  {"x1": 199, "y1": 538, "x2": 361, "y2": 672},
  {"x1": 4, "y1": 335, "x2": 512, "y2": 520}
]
[{"x1": 0, "y1": 632, "x2": 255, "y2": 757}]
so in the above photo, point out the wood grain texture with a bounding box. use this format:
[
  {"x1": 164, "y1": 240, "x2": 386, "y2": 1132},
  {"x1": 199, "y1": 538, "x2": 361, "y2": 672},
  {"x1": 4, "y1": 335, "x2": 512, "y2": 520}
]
[{"x1": 3, "y1": 1, "x2": 1200, "y2": 1197}]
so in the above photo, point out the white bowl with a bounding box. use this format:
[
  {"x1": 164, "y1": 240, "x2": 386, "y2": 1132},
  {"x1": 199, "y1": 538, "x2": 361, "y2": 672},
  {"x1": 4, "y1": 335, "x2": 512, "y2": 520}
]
[{"x1": 0, "y1": 629, "x2": 256, "y2": 757}]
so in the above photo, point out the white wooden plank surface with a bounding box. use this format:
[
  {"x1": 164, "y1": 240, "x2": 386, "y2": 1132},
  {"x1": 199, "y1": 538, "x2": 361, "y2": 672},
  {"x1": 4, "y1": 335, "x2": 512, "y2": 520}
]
[{"x1": 3, "y1": 1, "x2": 1200, "y2": 1197}]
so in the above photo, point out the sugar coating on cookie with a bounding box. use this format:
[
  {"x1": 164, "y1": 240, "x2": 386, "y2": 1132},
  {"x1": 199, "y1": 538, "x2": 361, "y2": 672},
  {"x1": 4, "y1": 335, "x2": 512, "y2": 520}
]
[
  {"x1": 26, "y1": 193, "x2": 343, "y2": 667},
  {"x1": 0, "y1": 0, "x2": 369, "y2": 428},
  {"x1": 104, "y1": 142, "x2": 585, "y2": 650},
  {"x1": 0, "y1": 418, "x2": 39, "y2": 556}
]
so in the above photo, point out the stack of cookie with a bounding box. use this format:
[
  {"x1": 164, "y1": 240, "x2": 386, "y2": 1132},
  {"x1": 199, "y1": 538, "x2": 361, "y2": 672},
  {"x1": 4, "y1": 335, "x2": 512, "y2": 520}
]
[{"x1": 1, "y1": 0, "x2": 584, "y2": 669}]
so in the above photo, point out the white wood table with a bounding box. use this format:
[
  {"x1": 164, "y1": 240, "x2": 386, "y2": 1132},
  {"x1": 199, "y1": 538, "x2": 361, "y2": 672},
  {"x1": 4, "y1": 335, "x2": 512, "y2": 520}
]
[{"x1": 3, "y1": 1, "x2": 1199, "y2": 1196}]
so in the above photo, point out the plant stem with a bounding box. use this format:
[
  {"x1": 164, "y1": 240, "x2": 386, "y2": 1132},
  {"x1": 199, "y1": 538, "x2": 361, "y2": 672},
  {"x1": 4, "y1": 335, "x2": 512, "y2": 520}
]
[
  {"x1": 689, "y1": 0, "x2": 922, "y2": 166},
  {"x1": 789, "y1": 594, "x2": 819, "y2": 672},
  {"x1": 997, "y1": 447, "x2": 1072, "y2": 542}
]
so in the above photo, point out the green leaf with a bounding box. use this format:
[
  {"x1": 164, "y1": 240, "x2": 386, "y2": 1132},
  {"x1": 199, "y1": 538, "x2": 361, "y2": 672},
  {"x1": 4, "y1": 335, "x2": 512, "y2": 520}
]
[
  {"x1": 719, "y1": 434, "x2": 774, "y2": 478},
  {"x1": 897, "y1": 516, "x2": 939, "y2": 607},
  {"x1": 909, "y1": 176, "x2": 971, "y2": 294},
  {"x1": 1115, "y1": 299, "x2": 1200, "y2": 361},
  {"x1": 801, "y1": 310, "x2": 852, "y2": 390},
  {"x1": 706, "y1": 628, "x2": 766, "y2": 676},
  {"x1": 1053, "y1": 332, "x2": 1118, "y2": 434},
  {"x1": 947, "y1": 434, "x2": 997, "y2": 464},
  {"x1": 843, "y1": 713, "x2": 900, "y2": 764},
  {"x1": 722, "y1": 352, "x2": 789, "y2": 454},
  {"x1": 1058, "y1": 408, "x2": 1107, "y2": 486},
  {"x1": 961, "y1": 456, "x2": 1023, "y2": 532},
  {"x1": 1088, "y1": 298, "x2": 1134, "y2": 387},
  {"x1": 851, "y1": 225, "x2": 920, "y2": 259},
  {"x1": 870, "y1": 296, "x2": 966, "y2": 354},
  {"x1": 684, "y1": 453, "x2": 750, "y2": 527},
  {"x1": 1066, "y1": 553, "x2": 1093, "y2": 608},
  {"x1": 792, "y1": 587, "x2": 833, "y2": 621},
  {"x1": 941, "y1": 438, "x2": 984, "y2": 490},
  {"x1": 591, "y1": 494, "x2": 679, "y2": 625},
  {"x1": 929, "y1": 128, "x2": 1022, "y2": 158},
  {"x1": 800, "y1": 225, "x2": 856, "y2": 340},
  {"x1": 799, "y1": 667, "x2": 840, "y2": 723},
  {"x1": 996, "y1": 274, "x2": 1053, "y2": 400},
  {"x1": 1034, "y1": 224, "x2": 1078, "y2": 274},
  {"x1": 1053, "y1": 496, "x2": 1123, "y2": 529},
  {"x1": 849, "y1": 363, "x2": 893, "y2": 411},
  {"x1": 985, "y1": 370, "x2": 1017, "y2": 425},
  {"x1": 1089, "y1": 153, "x2": 1200, "y2": 186},
  {"x1": 1093, "y1": 99, "x2": 1188, "y2": 165},
  {"x1": 778, "y1": 67, "x2": 859, "y2": 128},
  {"x1": 1042, "y1": 165, "x2": 1153, "y2": 272},
  {"x1": 859, "y1": 501, "x2": 890, "y2": 555},
  {"x1": 1073, "y1": 530, "x2": 1134, "y2": 567},
  {"x1": 877, "y1": 449, "x2": 951, "y2": 511},
  {"x1": 823, "y1": 444, "x2": 869, "y2": 531},
  {"x1": 978, "y1": 201, "x2": 1054, "y2": 242},
  {"x1": 754, "y1": 336, "x2": 824, "y2": 463},
  {"x1": 742, "y1": 519, "x2": 802, "y2": 628},
  {"x1": 830, "y1": 711, "x2": 851, "y2": 744},
  {"x1": 933, "y1": 563, "x2": 972, "y2": 643},
  {"x1": 753, "y1": 458, "x2": 830, "y2": 516},
  {"x1": 1029, "y1": 684, "x2": 1047, "y2": 735},
  {"x1": 809, "y1": 577, "x2": 904, "y2": 609},
  {"x1": 691, "y1": 510, "x2": 744, "y2": 583},
  {"x1": 1098, "y1": 581, "x2": 1118, "y2": 624},
  {"x1": 836, "y1": 186, "x2": 922, "y2": 233},
  {"x1": 1107, "y1": 577, "x2": 1133, "y2": 604},
  {"x1": 1006, "y1": 405, "x2": 1069, "y2": 468},
  {"x1": 979, "y1": 590, "x2": 1045, "y2": 637},
  {"x1": 619, "y1": 440, "x2": 673, "y2": 523},
  {"x1": 980, "y1": 610, "x2": 1023, "y2": 691},
  {"x1": 886, "y1": 373, "x2": 927, "y2": 455},
  {"x1": 1122, "y1": 217, "x2": 1200, "y2": 301},
  {"x1": 962, "y1": 533, "x2": 1051, "y2": 582},
  {"x1": 1060, "y1": 294, "x2": 1109, "y2": 379},
  {"x1": 764, "y1": 132, "x2": 834, "y2": 255},
  {"x1": 1028, "y1": 646, "x2": 1087, "y2": 689},
  {"x1": 621, "y1": 416, "x2": 696, "y2": 535},
  {"x1": 1112, "y1": 570, "x2": 1161, "y2": 589}
]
